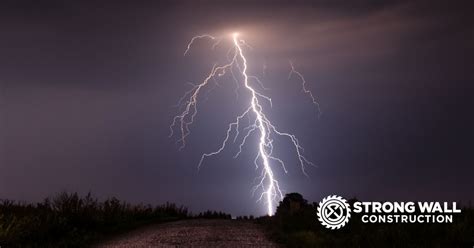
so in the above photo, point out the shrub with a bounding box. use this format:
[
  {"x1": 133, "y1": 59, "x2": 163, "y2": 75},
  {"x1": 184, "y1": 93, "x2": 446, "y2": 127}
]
[{"x1": 0, "y1": 192, "x2": 189, "y2": 247}]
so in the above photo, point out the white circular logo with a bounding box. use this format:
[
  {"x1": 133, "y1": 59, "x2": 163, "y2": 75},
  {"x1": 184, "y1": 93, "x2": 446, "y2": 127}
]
[{"x1": 317, "y1": 195, "x2": 351, "y2": 229}]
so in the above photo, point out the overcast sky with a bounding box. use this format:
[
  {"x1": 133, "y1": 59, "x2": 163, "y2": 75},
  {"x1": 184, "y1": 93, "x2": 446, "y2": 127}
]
[{"x1": 1, "y1": 0, "x2": 473, "y2": 216}]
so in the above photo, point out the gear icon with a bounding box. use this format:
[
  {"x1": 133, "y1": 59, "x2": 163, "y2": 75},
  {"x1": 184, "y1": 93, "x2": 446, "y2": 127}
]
[{"x1": 317, "y1": 195, "x2": 351, "y2": 229}]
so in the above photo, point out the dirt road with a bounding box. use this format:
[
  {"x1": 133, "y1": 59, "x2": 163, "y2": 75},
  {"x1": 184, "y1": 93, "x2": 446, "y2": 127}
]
[{"x1": 97, "y1": 219, "x2": 280, "y2": 248}]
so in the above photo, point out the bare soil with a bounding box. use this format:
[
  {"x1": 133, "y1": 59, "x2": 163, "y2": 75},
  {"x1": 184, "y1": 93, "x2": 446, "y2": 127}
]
[{"x1": 97, "y1": 219, "x2": 280, "y2": 248}]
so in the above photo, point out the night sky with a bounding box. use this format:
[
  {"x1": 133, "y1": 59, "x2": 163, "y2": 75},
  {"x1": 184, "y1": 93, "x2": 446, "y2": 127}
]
[{"x1": 1, "y1": 0, "x2": 473, "y2": 216}]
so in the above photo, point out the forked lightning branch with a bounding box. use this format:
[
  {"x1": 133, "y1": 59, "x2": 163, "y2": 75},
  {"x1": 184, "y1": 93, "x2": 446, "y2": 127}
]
[{"x1": 169, "y1": 33, "x2": 319, "y2": 216}]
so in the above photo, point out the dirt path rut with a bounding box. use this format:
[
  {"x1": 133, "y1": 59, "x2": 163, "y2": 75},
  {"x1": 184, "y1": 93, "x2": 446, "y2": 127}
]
[{"x1": 97, "y1": 219, "x2": 280, "y2": 248}]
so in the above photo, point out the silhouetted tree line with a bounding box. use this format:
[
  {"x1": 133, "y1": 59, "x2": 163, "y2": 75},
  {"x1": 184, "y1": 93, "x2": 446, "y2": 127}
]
[
  {"x1": 256, "y1": 193, "x2": 474, "y2": 248},
  {"x1": 0, "y1": 192, "x2": 189, "y2": 247},
  {"x1": 195, "y1": 210, "x2": 232, "y2": 219},
  {"x1": 2, "y1": 191, "x2": 472, "y2": 247},
  {"x1": 236, "y1": 215, "x2": 255, "y2": 220}
]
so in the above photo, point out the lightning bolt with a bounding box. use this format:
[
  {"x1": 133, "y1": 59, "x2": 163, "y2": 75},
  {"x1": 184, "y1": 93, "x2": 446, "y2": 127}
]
[
  {"x1": 289, "y1": 61, "x2": 322, "y2": 118},
  {"x1": 170, "y1": 32, "x2": 317, "y2": 216}
]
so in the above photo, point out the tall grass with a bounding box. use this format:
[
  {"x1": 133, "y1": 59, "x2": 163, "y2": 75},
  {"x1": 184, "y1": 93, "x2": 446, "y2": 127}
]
[{"x1": 0, "y1": 192, "x2": 189, "y2": 247}]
